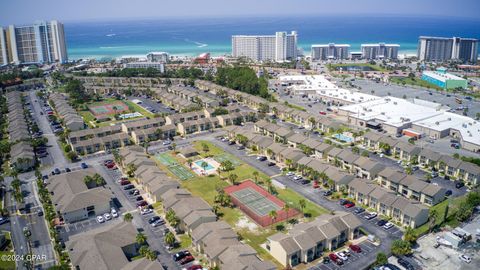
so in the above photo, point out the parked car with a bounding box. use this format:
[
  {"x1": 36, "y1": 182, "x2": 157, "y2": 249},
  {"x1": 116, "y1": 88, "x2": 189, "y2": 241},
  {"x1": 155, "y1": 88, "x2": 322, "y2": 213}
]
[
  {"x1": 54, "y1": 168, "x2": 61, "y2": 174},
  {"x1": 344, "y1": 202, "x2": 355, "y2": 208},
  {"x1": 187, "y1": 265, "x2": 203, "y2": 270},
  {"x1": 397, "y1": 257, "x2": 415, "y2": 270},
  {"x1": 111, "y1": 208, "x2": 118, "y2": 218},
  {"x1": 103, "y1": 213, "x2": 112, "y2": 221},
  {"x1": 354, "y1": 207, "x2": 365, "y2": 214},
  {"x1": 384, "y1": 263, "x2": 401, "y2": 270},
  {"x1": 364, "y1": 212, "x2": 378, "y2": 220},
  {"x1": 377, "y1": 219, "x2": 387, "y2": 226},
  {"x1": 180, "y1": 255, "x2": 194, "y2": 265},
  {"x1": 148, "y1": 216, "x2": 161, "y2": 224},
  {"x1": 96, "y1": 215, "x2": 105, "y2": 223},
  {"x1": 173, "y1": 250, "x2": 191, "y2": 261},
  {"x1": 267, "y1": 161, "x2": 276, "y2": 166},
  {"x1": 455, "y1": 181, "x2": 465, "y2": 189},
  {"x1": 81, "y1": 163, "x2": 88, "y2": 169},
  {"x1": 445, "y1": 190, "x2": 453, "y2": 196},
  {"x1": 153, "y1": 218, "x2": 165, "y2": 227},
  {"x1": 120, "y1": 180, "x2": 131, "y2": 186},
  {"x1": 103, "y1": 160, "x2": 114, "y2": 166},
  {"x1": 228, "y1": 141, "x2": 236, "y2": 145},
  {"x1": 383, "y1": 222, "x2": 394, "y2": 230},
  {"x1": 328, "y1": 253, "x2": 343, "y2": 265},
  {"x1": 141, "y1": 208, "x2": 153, "y2": 215},
  {"x1": 336, "y1": 251, "x2": 348, "y2": 261},
  {"x1": 458, "y1": 254, "x2": 472, "y2": 264},
  {"x1": 123, "y1": 185, "x2": 135, "y2": 191},
  {"x1": 65, "y1": 167, "x2": 71, "y2": 172},
  {"x1": 237, "y1": 146, "x2": 245, "y2": 150},
  {"x1": 0, "y1": 217, "x2": 9, "y2": 225},
  {"x1": 323, "y1": 190, "x2": 332, "y2": 196},
  {"x1": 256, "y1": 156, "x2": 267, "y2": 161},
  {"x1": 322, "y1": 256, "x2": 330, "y2": 264},
  {"x1": 339, "y1": 199, "x2": 350, "y2": 206},
  {"x1": 349, "y1": 244, "x2": 361, "y2": 253},
  {"x1": 136, "y1": 201, "x2": 148, "y2": 208}
]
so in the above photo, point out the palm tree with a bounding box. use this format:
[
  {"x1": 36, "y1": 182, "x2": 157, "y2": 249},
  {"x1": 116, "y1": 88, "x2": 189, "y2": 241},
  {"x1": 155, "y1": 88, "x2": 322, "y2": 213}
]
[
  {"x1": 146, "y1": 250, "x2": 156, "y2": 261},
  {"x1": 201, "y1": 161, "x2": 208, "y2": 173},
  {"x1": 139, "y1": 246, "x2": 149, "y2": 257},
  {"x1": 187, "y1": 158, "x2": 193, "y2": 168},
  {"x1": 164, "y1": 232, "x2": 176, "y2": 246},
  {"x1": 229, "y1": 173, "x2": 238, "y2": 185},
  {"x1": 126, "y1": 163, "x2": 137, "y2": 177},
  {"x1": 252, "y1": 171, "x2": 259, "y2": 184},
  {"x1": 283, "y1": 203, "x2": 291, "y2": 222},
  {"x1": 265, "y1": 178, "x2": 273, "y2": 194},
  {"x1": 171, "y1": 142, "x2": 177, "y2": 153},
  {"x1": 268, "y1": 210, "x2": 278, "y2": 229},
  {"x1": 212, "y1": 204, "x2": 220, "y2": 215},
  {"x1": 123, "y1": 213, "x2": 133, "y2": 222},
  {"x1": 428, "y1": 209, "x2": 438, "y2": 232},
  {"x1": 136, "y1": 232, "x2": 147, "y2": 246},
  {"x1": 299, "y1": 199, "x2": 306, "y2": 217}
]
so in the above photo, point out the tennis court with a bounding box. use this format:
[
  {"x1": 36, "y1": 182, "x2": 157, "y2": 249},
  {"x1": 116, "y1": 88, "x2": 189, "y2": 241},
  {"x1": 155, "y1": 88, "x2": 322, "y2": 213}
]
[
  {"x1": 224, "y1": 180, "x2": 299, "y2": 227},
  {"x1": 214, "y1": 153, "x2": 241, "y2": 166},
  {"x1": 168, "y1": 164, "x2": 194, "y2": 180},
  {"x1": 155, "y1": 153, "x2": 177, "y2": 166},
  {"x1": 88, "y1": 101, "x2": 129, "y2": 117},
  {"x1": 231, "y1": 187, "x2": 280, "y2": 216}
]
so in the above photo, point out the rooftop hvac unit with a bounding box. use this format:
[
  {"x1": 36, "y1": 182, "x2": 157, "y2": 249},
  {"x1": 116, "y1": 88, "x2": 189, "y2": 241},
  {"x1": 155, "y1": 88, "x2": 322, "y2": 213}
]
[
  {"x1": 448, "y1": 118, "x2": 451, "y2": 121},
  {"x1": 462, "y1": 124, "x2": 467, "y2": 128},
  {"x1": 436, "y1": 122, "x2": 440, "y2": 125},
  {"x1": 393, "y1": 102, "x2": 397, "y2": 105},
  {"x1": 381, "y1": 112, "x2": 386, "y2": 115}
]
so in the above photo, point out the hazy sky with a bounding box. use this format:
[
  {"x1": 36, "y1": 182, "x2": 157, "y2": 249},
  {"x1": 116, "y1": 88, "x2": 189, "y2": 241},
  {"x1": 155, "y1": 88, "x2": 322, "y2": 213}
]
[{"x1": 1, "y1": 0, "x2": 480, "y2": 25}]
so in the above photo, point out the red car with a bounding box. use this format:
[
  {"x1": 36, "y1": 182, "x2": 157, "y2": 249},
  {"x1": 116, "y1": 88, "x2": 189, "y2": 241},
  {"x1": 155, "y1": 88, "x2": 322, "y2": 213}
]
[
  {"x1": 106, "y1": 162, "x2": 116, "y2": 169},
  {"x1": 180, "y1": 255, "x2": 194, "y2": 265},
  {"x1": 120, "y1": 180, "x2": 131, "y2": 186},
  {"x1": 344, "y1": 202, "x2": 355, "y2": 208},
  {"x1": 187, "y1": 265, "x2": 203, "y2": 270},
  {"x1": 319, "y1": 111, "x2": 326, "y2": 115},
  {"x1": 136, "y1": 201, "x2": 148, "y2": 208},
  {"x1": 313, "y1": 181, "x2": 320, "y2": 189},
  {"x1": 329, "y1": 253, "x2": 343, "y2": 265},
  {"x1": 349, "y1": 244, "x2": 362, "y2": 253}
]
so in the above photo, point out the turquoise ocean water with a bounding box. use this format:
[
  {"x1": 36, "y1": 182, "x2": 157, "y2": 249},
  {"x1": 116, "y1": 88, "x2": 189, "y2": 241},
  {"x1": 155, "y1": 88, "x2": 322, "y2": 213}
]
[{"x1": 65, "y1": 16, "x2": 480, "y2": 60}]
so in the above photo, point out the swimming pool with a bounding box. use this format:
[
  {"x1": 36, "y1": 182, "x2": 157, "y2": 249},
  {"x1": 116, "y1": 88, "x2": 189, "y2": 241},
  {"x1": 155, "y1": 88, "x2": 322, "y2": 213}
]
[
  {"x1": 194, "y1": 160, "x2": 214, "y2": 170},
  {"x1": 333, "y1": 133, "x2": 354, "y2": 143}
]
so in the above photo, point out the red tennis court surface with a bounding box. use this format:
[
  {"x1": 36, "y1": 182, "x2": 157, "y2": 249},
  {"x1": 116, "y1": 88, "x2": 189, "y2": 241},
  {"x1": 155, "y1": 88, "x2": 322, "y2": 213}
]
[{"x1": 224, "y1": 180, "x2": 299, "y2": 227}]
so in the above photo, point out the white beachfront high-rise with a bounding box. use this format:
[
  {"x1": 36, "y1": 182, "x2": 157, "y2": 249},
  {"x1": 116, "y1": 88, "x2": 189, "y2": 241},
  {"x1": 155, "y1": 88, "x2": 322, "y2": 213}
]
[{"x1": 232, "y1": 31, "x2": 297, "y2": 62}]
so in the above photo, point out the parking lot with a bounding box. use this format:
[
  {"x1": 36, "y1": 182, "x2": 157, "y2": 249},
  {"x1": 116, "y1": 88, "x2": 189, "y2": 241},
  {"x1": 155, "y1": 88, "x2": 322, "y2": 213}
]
[
  {"x1": 309, "y1": 241, "x2": 380, "y2": 270},
  {"x1": 128, "y1": 96, "x2": 174, "y2": 114}
]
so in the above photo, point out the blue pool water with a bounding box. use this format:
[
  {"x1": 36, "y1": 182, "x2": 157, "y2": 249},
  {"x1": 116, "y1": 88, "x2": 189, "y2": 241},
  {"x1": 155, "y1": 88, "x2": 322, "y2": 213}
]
[
  {"x1": 195, "y1": 160, "x2": 214, "y2": 170},
  {"x1": 333, "y1": 134, "x2": 354, "y2": 143}
]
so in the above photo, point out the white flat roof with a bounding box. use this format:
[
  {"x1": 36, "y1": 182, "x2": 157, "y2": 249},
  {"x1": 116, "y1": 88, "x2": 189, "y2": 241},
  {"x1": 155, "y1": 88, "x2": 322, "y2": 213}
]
[
  {"x1": 361, "y1": 44, "x2": 400, "y2": 47},
  {"x1": 413, "y1": 112, "x2": 480, "y2": 146},
  {"x1": 279, "y1": 75, "x2": 379, "y2": 104},
  {"x1": 422, "y1": 71, "x2": 465, "y2": 82},
  {"x1": 311, "y1": 44, "x2": 351, "y2": 47},
  {"x1": 340, "y1": 97, "x2": 443, "y2": 127}
]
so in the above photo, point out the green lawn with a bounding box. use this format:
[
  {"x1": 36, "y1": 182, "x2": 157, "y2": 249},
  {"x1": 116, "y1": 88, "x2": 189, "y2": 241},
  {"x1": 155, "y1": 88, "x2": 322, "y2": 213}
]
[
  {"x1": 0, "y1": 231, "x2": 15, "y2": 270},
  {"x1": 173, "y1": 234, "x2": 193, "y2": 252},
  {"x1": 391, "y1": 76, "x2": 443, "y2": 91},
  {"x1": 328, "y1": 63, "x2": 385, "y2": 72},
  {"x1": 159, "y1": 141, "x2": 329, "y2": 267},
  {"x1": 124, "y1": 100, "x2": 155, "y2": 118},
  {"x1": 413, "y1": 197, "x2": 463, "y2": 236},
  {"x1": 192, "y1": 141, "x2": 225, "y2": 156}
]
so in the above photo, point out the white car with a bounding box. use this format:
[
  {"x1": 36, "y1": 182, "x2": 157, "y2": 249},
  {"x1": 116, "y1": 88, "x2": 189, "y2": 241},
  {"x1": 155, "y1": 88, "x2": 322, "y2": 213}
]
[
  {"x1": 162, "y1": 140, "x2": 171, "y2": 145},
  {"x1": 96, "y1": 215, "x2": 104, "y2": 223},
  {"x1": 383, "y1": 222, "x2": 394, "y2": 229},
  {"x1": 286, "y1": 172, "x2": 294, "y2": 176},
  {"x1": 111, "y1": 208, "x2": 119, "y2": 218},
  {"x1": 103, "y1": 213, "x2": 112, "y2": 221},
  {"x1": 336, "y1": 251, "x2": 348, "y2": 261},
  {"x1": 141, "y1": 208, "x2": 153, "y2": 215},
  {"x1": 459, "y1": 254, "x2": 471, "y2": 263}
]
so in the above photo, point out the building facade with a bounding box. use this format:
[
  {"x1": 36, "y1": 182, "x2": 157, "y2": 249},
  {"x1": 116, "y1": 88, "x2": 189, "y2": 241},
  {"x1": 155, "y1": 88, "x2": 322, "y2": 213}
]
[
  {"x1": 146, "y1": 51, "x2": 169, "y2": 63},
  {"x1": 311, "y1": 43, "x2": 350, "y2": 61},
  {"x1": 0, "y1": 20, "x2": 68, "y2": 65},
  {"x1": 232, "y1": 31, "x2": 298, "y2": 62},
  {"x1": 361, "y1": 43, "x2": 399, "y2": 60},
  {"x1": 418, "y1": 36, "x2": 478, "y2": 63}
]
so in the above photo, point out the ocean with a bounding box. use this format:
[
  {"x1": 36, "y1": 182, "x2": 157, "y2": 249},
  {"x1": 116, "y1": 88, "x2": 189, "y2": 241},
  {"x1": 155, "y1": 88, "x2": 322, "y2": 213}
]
[{"x1": 65, "y1": 15, "x2": 480, "y2": 60}]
